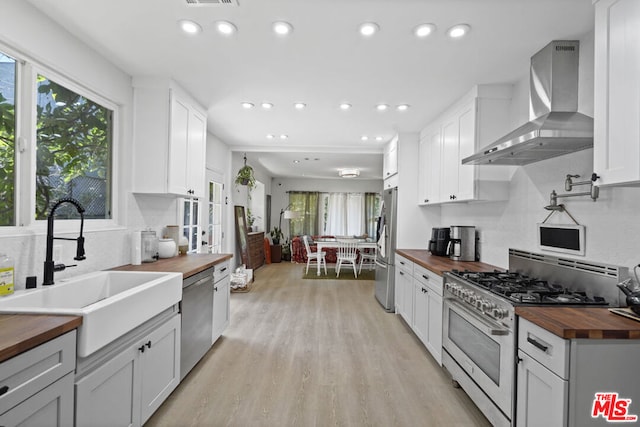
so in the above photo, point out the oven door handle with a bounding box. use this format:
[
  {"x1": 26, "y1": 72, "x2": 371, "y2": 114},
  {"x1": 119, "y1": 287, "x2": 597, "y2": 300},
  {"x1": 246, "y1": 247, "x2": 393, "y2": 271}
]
[{"x1": 446, "y1": 299, "x2": 510, "y2": 336}]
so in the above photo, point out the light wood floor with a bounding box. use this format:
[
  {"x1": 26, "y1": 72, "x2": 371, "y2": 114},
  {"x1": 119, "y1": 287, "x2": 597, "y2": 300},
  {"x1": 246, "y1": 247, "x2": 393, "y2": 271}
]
[{"x1": 146, "y1": 262, "x2": 491, "y2": 427}]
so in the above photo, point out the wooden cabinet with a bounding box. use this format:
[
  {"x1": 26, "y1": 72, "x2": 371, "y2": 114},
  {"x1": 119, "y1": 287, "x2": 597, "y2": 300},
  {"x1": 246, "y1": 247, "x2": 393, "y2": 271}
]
[
  {"x1": 132, "y1": 77, "x2": 207, "y2": 198},
  {"x1": 594, "y1": 0, "x2": 640, "y2": 186},
  {"x1": 0, "y1": 331, "x2": 76, "y2": 427},
  {"x1": 247, "y1": 232, "x2": 265, "y2": 270},
  {"x1": 418, "y1": 85, "x2": 512, "y2": 205},
  {"x1": 75, "y1": 314, "x2": 180, "y2": 427},
  {"x1": 394, "y1": 253, "x2": 443, "y2": 365},
  {"x1": 212, "y1": 260, "x2": 230, "y2": 345},
  {"x1": 516, "y1": 317, "x2": 640, "y2": 426}
]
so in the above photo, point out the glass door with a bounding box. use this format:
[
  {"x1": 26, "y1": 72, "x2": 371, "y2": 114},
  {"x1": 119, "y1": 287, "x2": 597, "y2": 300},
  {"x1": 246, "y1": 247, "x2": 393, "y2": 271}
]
[{"x1": 206, "y1": 170, "x2": 224, "y2": 254}]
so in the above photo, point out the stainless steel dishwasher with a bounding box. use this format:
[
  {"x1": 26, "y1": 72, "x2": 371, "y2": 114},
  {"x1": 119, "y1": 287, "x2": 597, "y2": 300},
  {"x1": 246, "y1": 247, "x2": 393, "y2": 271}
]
[{"x1": 180, "y1": 267, "x2": 213, "y2": 380}]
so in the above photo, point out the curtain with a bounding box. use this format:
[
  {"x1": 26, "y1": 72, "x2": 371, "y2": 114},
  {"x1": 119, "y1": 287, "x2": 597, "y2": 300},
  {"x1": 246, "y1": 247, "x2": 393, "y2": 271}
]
[
  {"x1": 364, "y1": 192, "x2": 381, "y2": 238},
  {"x1": 288, "y1": 191, "x2": 319, "y2": 237}
]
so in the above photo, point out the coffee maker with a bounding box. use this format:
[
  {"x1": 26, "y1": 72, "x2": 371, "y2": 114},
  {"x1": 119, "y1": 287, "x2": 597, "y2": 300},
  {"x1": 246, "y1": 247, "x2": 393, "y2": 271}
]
[
  {"x1": 428, "y1": 228, "x2": 450, "y2": 256},
  {"x1": 446, "y1": 226, "x2": 475, "y2": 261}
]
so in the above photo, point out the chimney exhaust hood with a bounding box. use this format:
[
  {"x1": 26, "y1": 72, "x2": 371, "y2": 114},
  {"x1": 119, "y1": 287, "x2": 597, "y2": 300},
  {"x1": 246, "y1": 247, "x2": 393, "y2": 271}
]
[{"x1": 462, "y1": 40, "x2": 593, "y2": 166}]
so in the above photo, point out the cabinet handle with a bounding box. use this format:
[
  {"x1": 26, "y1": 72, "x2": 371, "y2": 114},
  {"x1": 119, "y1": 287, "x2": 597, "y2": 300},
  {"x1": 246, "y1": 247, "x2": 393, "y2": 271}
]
[
  {"x1": 399, "y1": 271, "x2": 404, "y2": 276},
  {"x1": 146, "y1": 341, "x2": 152, "y2": 349},
  {"x1": 138, "y1": 345, "x2": 146, "y2": 353},
  {"x1": 422, "y1": 275, "x2": 429, "y2": 280},
  {"x1": 220, "y1": 267, "x2": 227, "y2": 273},
  {"x1": 421, "y1": 287, "x2": 427, "y2": 293},
  {"x1": 214, "y1": 286, "x2": 218, "y2": 292},
  {"x1": 424, "y1": 199, "x2": 429, "y2": 203},
  {"x1": 527, "y1": 336, "x2": 548, "y2": 352},
  {"x1": 0, "y1": 385, "x2": 9, "y2": 396}
]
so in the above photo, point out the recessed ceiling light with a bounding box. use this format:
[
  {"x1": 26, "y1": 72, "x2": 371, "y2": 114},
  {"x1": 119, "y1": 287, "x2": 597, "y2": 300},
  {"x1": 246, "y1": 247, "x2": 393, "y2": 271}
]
[
  {"x1": 361, "y1": 136, "x2": 369, "y2": 141},
  {"x1": 376, "y1": 104, "x2": 389, "y2": 111},
  {"x1": 273, "y1": 21, "x2": 293, "y2": 36},
  {"x1": 261, "y1": 102, "x2": 274, "y2": 109},
  {"x1": 396, "y1": 104, "x2": 410, "y2": 111},
  {"x1": 215, "y1": 20, "x2": 237, "y2": 36},
  {"x1": 294, "y1": 102, "x2": 306, "y2": 110},
  {"x1": 447, "y1": 24, "x2": 471, "y2": 39},
  {"x1": 414, "y1": 23, "x2": 436, "y2": 38},
  {"x1": 266, "y1": 134, "x2": 275, "y2": 139},
  {"x1": 179, "y1": 20, "x2": 202, "y2": 35},
  {"x1": 359, "y1": 22, "x2": 379, "y2": 37},
  {"x1": 293, "y1": 160, "x2": 300, "y2": 164},
  {"x1": 376, "y1": 136, "x2": 383, "y2": 141},
  {"x1": 280, "y1": 134, "x2": 288, "y2": 140},
  {"x1": 241, "y1": 102, "x2": 254, "y2": 109},
  {"x1": 340, "y1": 103, "x2": 352, "y2": 110}
]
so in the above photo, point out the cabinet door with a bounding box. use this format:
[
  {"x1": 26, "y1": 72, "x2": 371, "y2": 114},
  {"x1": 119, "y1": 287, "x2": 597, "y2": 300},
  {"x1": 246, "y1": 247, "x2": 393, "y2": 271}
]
[
  {"x1": 188, "y1": 109, "x2": 207, "y2": 198},
  {"x1": 383, "y1": 136, "x2": 398, "y2": 179},
  {"x1": 139, "y1": 314, "x2": 181, "y2": 424},
  {"x1": 594, "y1": 0, "x2": 640, "y2": 186},
  {"x1": 440, "y1": 114, "x2": 460, "y2": 201},
  {"x1": 212, "y1": 276, "x2": 230, "y2": 344},
  {"x1": 400, "y1": 271, "x2": 414, "y2": 325},
  {"x1": 412, "y1": 279, "x2": 429, "y2": 345},
  {"x1": 426, "y1": 292, "x2": 443, "y2": 365},
  {"x1": 168, "y1": 95, "x2": 190, "y2": 196},
  {"x1": 516, "y1": 350, "x2": 568, "y2": 427},
  {"x1": 394, "y1": 267, "x2": 404, "y2": 314},
  {"x1": 75, "y1": 345, "x2": 140, "y2": 427},
  {"x1": 418, "y1": 127, "x2": 442, "y2": 204},
  {"x1": 0, "y1": 372, "x2": 74, "y2": 427},
  {"x1": 456, "y1": 102, "x2": 476, "y2": 202}
]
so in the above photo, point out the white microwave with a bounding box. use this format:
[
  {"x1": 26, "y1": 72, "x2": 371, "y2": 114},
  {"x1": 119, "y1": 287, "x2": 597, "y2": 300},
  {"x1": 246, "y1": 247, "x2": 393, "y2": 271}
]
[{"x1": 537, "y1": 223, "x2": 585, "y2": 256}]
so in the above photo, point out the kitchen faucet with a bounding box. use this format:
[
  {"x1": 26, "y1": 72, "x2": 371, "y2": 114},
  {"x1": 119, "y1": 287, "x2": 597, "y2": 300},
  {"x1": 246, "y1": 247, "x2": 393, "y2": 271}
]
[{"x1": 43, "y1": 197, "x2": 86, "y2": 286}]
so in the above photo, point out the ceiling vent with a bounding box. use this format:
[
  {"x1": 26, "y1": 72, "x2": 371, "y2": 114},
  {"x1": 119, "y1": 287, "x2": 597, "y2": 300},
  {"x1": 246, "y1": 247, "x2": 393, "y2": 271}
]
[{"x1": 185, "y1": 0, "x2": 239, "y2": 6}]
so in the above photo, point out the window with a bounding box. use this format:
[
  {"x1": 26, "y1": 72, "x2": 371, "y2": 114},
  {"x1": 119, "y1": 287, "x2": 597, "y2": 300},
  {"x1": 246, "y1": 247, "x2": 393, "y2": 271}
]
[
  {"x1": 288, "y1": 191, "x2": 319, "y2": 237},
  {"x1": 0, "y1": 47, "x2": 115, "y2": 227},
  {"x1": 206, "y1": 180, "x2": 223, "y2": 254},
  {"x1": 183, "y1": 198, "x2": 201, "y2": 253},
  {"x1": 35, "y1": 74, "x2": 112, "y2": 220},
  {"x1": 0, "y1": 52, "x2": 16, "y2": 226}
]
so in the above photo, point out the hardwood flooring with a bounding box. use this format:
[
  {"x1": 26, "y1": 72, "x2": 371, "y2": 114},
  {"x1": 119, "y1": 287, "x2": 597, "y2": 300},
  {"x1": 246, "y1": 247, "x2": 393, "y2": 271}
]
[{"x1": 146, "y1": 262, "x2": 491, "y2": 427}]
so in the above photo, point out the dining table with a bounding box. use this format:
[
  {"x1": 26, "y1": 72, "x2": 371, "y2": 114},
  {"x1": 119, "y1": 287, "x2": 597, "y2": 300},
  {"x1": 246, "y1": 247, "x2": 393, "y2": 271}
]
[{"x1": 314, "y1": 238, "x2": 377, "y2": 276}]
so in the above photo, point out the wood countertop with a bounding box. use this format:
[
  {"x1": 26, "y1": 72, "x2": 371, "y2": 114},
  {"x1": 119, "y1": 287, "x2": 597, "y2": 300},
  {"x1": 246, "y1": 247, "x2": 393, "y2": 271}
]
[
  {"x1": 396, "y1": 249, "x2": 502, "y2": 276},
  {"x1": 110, "y1": 253, "x2": 233, "y2": 278},
  {"x1": 516, "y1": 307, "x2": 640, "y2": 339},
  {"x1": 0, "y1": 314, "x2": 82, "y2": 363}
]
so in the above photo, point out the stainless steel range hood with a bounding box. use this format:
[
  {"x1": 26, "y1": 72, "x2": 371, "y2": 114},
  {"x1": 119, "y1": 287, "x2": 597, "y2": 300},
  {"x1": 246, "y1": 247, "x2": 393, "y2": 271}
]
[{"x1": 462, "y1": 40, "x2": 593, "y2": 166}]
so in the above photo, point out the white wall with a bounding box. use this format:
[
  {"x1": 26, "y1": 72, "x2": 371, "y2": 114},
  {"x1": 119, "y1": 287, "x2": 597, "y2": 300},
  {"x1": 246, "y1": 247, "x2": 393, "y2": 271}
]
[{"x1": 413, "y1": 31, "x2": 640, "y2": 277}]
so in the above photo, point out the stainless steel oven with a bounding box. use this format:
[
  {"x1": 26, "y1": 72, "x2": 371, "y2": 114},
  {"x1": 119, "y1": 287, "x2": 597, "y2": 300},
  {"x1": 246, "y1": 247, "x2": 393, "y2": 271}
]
[{"x1": 442, "y1": 273, "x2": 515, "y2": 427}]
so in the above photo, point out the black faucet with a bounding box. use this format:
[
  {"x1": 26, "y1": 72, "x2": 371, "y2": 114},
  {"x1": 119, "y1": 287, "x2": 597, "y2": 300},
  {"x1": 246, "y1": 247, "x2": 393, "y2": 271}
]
[{"x1": 43, "y1": 198, "x2": 86, "y2": 286}]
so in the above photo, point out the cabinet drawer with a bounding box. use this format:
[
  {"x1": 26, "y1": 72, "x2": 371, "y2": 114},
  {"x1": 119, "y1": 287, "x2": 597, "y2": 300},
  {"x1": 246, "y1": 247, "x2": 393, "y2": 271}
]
[
  {"x1": 413, "y1": 264, "x2": 442, "y2": 296},
  {"x1": 396, "y1": 255, "x2": 413, "y2": 275},
  {"x1": 0, "y1": 331, "x2": 76, "y2": 414},
  {"x1": 518, "y1": 318, "x2": 569, "y2": 379},
  {"x1": 214, "y1": 260, "x2": 230, "y2": 282}
]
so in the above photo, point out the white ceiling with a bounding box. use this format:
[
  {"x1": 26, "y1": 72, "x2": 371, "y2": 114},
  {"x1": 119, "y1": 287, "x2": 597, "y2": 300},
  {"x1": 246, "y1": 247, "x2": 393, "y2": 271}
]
[{"x1": 26, "y1": 0, "x2": 595, "y2": 179}]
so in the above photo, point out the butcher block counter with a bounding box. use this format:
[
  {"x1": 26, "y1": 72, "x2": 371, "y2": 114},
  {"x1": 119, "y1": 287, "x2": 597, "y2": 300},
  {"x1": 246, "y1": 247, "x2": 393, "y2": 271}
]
[
  {"x1": 395, "y1": 249, "x2": 501, "y2": 276},
  {"x1": 0, "y1": 314, "x2": 81, "y2": 363},
  {"x1": 110, "y1": 253, "x2": 233, "y2": 278},
  {"x1": 516, "y1": 307, "x2": 640, "y2": 339}
]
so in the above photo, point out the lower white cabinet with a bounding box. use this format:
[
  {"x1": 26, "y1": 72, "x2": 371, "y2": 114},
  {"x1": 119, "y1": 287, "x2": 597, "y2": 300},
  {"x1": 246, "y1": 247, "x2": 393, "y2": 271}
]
[
  {"x1": 517, "y1": 317, "x2": 640, "y2": 426},
  {"x1": 0, "y1": 331, "x2": 76, "y2": 427},
  {"x1": 75, "y1": 314, "x2": 181, "y2": 427},
  {"x1": 212, "y1": 261, "x2": 230, "y2": 344},
  {"x1": 394, "y1": 253, "x2": 443, "y2": 365}
]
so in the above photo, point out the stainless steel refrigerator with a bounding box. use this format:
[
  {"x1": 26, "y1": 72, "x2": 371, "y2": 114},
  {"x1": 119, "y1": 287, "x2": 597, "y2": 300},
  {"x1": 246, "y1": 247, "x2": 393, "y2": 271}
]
[{"x1": 374, "y1": 187, "x2": 397, "y2": 312}]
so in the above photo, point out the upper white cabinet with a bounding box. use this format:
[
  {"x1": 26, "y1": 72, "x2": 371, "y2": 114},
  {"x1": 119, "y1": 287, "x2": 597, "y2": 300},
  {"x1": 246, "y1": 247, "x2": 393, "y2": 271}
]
[
  {"x1": 418, "y1": 85, "x2": 513, "y2": 205},
  {"x1": 383, "y1": 135, "x2": 399, "y2": 180},
  {"x1": 132, "y1": 77, "x2": 207, "y2": 198},
  {"x1": 594, "y1": 0, "x2": 640, "y2": 186}
]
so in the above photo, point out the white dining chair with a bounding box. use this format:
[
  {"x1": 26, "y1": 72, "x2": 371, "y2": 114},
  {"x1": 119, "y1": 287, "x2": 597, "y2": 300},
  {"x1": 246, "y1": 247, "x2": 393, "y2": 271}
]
[
  {"x1": 336, "y1": 239, "x2": 359, "y2": 278},
  {"x1": 358, "y1": 244, "x2": 377, "y2": 275},
  {"x1": 303, "y1": 235, "x2": 327, "y2": 275}
]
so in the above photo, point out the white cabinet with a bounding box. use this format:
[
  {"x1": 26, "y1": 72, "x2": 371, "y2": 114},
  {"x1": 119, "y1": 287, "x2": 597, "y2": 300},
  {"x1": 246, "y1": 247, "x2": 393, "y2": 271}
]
[
  {"x1": 75, "y1": 314, "x2": 180, "y2": 427},
  {"x1": 516, "y1": 317, "x2": 640, "y2": 426},
  {"x1": 132, "y1": 77, "x2": 207, "y2": 198},
  {"x1": 0, "y1": 331, "x2": 76, "y2": 427},
  {"x1": 394, "y1": 253, "x2": 443, "y2": 365},
  {"x1": 418, "y1": 85, "x2": 512, "y2": 205},
  {"x1": 594, "y1": 0, "x2": 640, "y2": 186},
  {"x1": 212, "y1": 260, "x2": 231, "y2": 344},
  {"x1": 383, "y1": 135, "x2": 399, "y2": 180}
]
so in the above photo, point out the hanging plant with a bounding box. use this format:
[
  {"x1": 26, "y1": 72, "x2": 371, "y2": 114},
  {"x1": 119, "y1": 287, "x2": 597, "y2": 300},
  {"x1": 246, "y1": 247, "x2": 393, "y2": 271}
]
[{"x1": 235, "y1": 153, "x2": 256, "y2": 191}]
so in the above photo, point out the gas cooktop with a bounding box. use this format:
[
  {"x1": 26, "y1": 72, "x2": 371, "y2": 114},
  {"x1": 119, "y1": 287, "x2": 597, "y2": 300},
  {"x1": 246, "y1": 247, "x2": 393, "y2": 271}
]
[{"x1": 449, "y1": 269, "x2": 609, "y2": 306}]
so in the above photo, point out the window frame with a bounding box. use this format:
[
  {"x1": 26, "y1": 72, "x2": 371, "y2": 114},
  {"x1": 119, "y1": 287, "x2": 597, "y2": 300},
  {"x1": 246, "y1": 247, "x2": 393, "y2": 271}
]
[{"x1": 0, "y1": 42, "x2": 121, "y2": 236}]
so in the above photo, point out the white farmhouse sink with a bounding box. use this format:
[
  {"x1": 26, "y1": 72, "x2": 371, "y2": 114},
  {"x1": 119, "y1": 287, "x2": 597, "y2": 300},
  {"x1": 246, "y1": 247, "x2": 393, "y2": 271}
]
[{"x1": 0, "y1": 271, "x2": 182, "y2": 357}]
